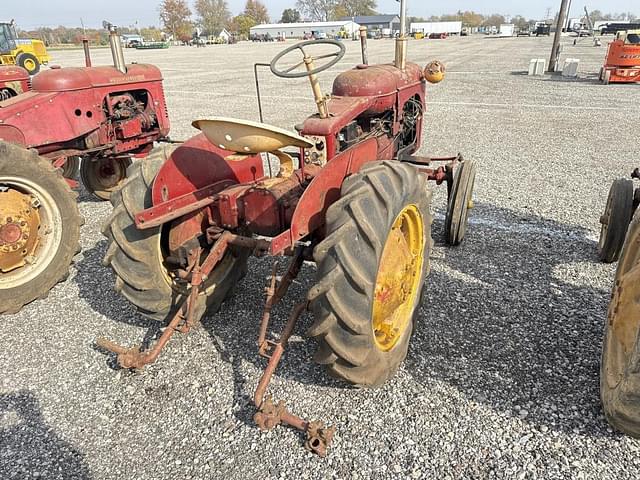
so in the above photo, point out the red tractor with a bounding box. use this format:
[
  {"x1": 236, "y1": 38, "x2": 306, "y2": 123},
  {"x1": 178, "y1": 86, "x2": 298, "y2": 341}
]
[
  {"x1": 0, "y1": 65, "x2": 29, "y2": 100},
  {"x1": 599, "y1": 30, "x2": 640, "y2": 84},
  {"x1": 98, "y1": 1, "x2": 475, "y2": 456},
  {"x1": 0, "y1": 22, "x2": 170, "y2": 314}
]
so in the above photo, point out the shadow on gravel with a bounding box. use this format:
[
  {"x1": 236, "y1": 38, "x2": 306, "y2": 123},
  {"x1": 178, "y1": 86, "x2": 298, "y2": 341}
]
[
  {"x1": 0, "y1": 391, "x2": 91, "y2": 480},
  {"x1": 75, "y1": 202, "x2": 613, "y2": 437},
  {"x1": 407, "y1": 202, "x2": 614, "y2": 438}
]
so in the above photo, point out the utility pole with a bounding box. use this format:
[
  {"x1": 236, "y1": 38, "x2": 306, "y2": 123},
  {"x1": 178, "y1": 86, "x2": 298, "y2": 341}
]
[
  {"x1": 565, "y1": 0, "x2": 573, "y2": 31},
  {"x1": 548, "y1": 0, "x2": 570, "y2": 72}
]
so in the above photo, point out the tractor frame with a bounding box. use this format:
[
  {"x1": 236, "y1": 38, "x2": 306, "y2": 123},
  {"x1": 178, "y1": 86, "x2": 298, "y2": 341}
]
[{"x1": 98, "y1": 0, "x2": 475, "y2": 456}]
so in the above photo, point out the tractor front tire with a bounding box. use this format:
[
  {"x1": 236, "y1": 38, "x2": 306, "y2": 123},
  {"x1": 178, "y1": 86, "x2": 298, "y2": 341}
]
[
  {"x1": 16, "y1": 53, "x2": 40, "y2": 76},
  {"x1": 81, "y1": 157, "x2": 131, "y2": 201},
  {"x1": 308, "y1": 161, "x2": 433, "y2": 387},
  {"x1": 0, "y1": 142, "x2": 81, "y2": 314},
  {"x1": 599, "y1": 179, "x2": 633, "y2": 263},
  {"x1": 601, "y1": 213, "x2": 640, "y2": 437},
  {"x1": 102, "y1": 145, "x2": 248, "y2": 322},
  {"x1": 445, "y1": 159, "x2": 476, "y2": 246}
]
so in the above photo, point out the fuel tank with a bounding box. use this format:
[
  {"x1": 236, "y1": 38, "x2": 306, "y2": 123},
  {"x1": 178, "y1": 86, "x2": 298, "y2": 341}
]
[{"x1": 332, "y1": 62, "x2": 424, "y2": 97}]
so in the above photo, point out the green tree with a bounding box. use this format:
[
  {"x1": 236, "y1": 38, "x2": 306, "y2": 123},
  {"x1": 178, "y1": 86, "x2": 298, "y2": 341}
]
[
  {"x1": 244, "y1": 0, "x2": 270, "y2": 24},
  {"x1": 461, "y1": 11, "x2": 485, "y2": 28},
  {"x1": 159, "y1": 0, "x2": 192, "y2": 39},
  {"x1": 230, "y1": 14, "x2": 256, "y2": 37},
  {"x1": 280, "y1": 8, "x2": 302, "y2": 23},
  {"x1": 195, "y1": 0, "x2": 231, "y2": 35},
  {"x1": 140, "y1": 26, "x2": 163, "y2": 41}
]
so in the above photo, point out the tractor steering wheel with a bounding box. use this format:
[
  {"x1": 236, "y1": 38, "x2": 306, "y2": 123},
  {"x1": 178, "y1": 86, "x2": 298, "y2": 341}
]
[{"x1": 270, "y1": 39, "x2": 346, "y2": 79}]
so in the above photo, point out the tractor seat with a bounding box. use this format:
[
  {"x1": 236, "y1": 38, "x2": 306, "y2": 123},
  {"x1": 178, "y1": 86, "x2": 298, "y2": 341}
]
[{"x1": 192, "y1": 117, "x2": 313, "y2": 155}]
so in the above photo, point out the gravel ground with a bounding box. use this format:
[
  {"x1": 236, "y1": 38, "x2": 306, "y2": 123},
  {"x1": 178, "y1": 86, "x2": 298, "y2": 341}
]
[{"x1": 2, "y1": 34, "x2": 640, "y2": 479}]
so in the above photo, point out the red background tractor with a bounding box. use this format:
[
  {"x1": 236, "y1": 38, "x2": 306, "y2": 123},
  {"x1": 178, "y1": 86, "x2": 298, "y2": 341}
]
[
  {"x1": 98, "y1": 0, "x2": 475, "y2": 456},
  {"x1": 0, "y1": 22, "x2": 170, "y2": 315}
]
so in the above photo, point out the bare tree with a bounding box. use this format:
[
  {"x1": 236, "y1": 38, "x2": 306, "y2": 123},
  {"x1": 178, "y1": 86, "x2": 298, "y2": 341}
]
[
  {"x1": 296, "y1": 0, "x2": 337, "y2": 21},
  {"x1": 337, "y1": 0, "x2": 377, "y2": 17},
  {"x1": 159, "y1": 0, "x2": 192, "y2": 39},
  {"x1": 195, "y1": 0, "x2": 230, "y2": 35}
]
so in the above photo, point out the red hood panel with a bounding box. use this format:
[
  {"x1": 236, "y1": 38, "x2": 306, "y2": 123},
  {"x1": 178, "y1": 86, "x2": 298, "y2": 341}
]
[{"x1": 32, "y1": 64, "x2": 163, "y2": 92}]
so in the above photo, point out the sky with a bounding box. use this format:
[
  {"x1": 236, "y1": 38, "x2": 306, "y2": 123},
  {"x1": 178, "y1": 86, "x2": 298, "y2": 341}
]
[{"x1": 10, "y1": 0, "x2": 639, "y2": 30}]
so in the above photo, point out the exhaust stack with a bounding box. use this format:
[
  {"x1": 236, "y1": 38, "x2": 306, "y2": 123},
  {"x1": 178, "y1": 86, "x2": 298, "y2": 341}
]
[
  {"x1": 394, "y1": 0, "x2": 408, "y2": 70},
  {"x1": 82, "y1": 38, "x2": 92, "y2": 67},
  {"x1": 359, "y1": 26, "x2": 369, "y2": 65},
  {"x1": 103, "y1": 21, "x2": 127, "y2": 74}
]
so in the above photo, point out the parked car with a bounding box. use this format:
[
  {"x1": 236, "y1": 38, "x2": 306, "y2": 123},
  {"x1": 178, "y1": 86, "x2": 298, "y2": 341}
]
[
  {"x1": 517, "y1": 28, "x2": 532, "y2": 37},
  {"x1": 536, "y1": 24, "x2": 551, "y2": 36}
]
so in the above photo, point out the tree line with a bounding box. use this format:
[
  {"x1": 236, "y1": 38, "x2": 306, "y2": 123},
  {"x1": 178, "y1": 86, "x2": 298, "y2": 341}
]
[{"x1": 17, "y1": 1, "x2": 638, "y2": 46}]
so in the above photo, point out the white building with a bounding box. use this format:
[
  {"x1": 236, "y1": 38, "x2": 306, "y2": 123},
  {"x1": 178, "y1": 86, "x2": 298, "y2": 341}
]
[
  {"x1": 410, "y1": 21, "x2": 463, "y2": 35},
  {"x1": 250, "y1": 21, "x2": 360, "y2": 39}
]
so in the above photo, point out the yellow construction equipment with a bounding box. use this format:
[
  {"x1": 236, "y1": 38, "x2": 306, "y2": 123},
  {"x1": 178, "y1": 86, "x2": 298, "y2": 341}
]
[{"x1": 0, "y1": 20, "x2": 50, "y2": 75}]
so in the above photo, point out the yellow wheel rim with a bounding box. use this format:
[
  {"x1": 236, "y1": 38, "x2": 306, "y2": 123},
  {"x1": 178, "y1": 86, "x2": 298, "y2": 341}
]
[
  {"x1": 24, "y1": 59, "x2": 36, "y2": 72},
  {"x1": 372, "y1": 204, "x2": 425, "y2": 351}
]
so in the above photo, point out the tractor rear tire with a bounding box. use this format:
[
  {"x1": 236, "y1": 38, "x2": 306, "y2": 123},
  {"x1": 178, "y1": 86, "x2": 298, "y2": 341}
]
[
  {"x1": 599, "y1": 179, "x2": 633, "y2": 263},
  {"x1": 101, "y1": 145, "x2": 248, "y2": 323},
  {"x1": 0, "y1": 142, "x2": 81, "y2": 314},
  {"x1": 16, "y1": 53, "x2": 40, "y2": 76},
  {"x1": 601, "y1": 213, "x2": 640, "y2": 437},
  {"x1": 308, "y1": 161, "x2": 432, "y2": 387}
]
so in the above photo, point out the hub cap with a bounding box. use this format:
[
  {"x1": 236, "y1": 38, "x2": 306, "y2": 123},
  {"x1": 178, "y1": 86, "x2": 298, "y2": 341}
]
[
  {"x1": 0, "y1": 178, "x2": 63, "y2": 289},
  {"x1": 372, "y1": 205, "x2": 425, "y2": 351},
  {"x1": 88, "y1": 158, "x2": 128, "y2": 191}
]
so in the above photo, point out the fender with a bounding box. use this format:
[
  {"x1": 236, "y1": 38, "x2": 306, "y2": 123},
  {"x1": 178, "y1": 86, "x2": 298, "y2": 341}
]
[
  {"x1": 270, "y1": 137, "x2": 378, "y2": 254},
  {"x1": 151, "y1": 133, "x2": 266, "y2": 205}
]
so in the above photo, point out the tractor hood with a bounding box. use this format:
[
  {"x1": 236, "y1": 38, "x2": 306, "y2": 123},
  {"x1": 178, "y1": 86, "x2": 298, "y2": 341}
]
[
  {"x1": 31, "y1": 64, "x2": 163, "y2": 92},
  {"x1": 332, "y1": 62, "x2": 424, "y2": 97},
  {"x1": 0, "y1": 90, "x2": 101, "y2": 149},
  {"x1": 0, "y1": 65, "x2": 29, "y2": 83}
]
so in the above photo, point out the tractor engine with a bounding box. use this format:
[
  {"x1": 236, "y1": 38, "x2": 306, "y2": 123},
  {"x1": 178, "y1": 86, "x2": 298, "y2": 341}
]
[{"x1": 107, "y1": 91, "x2": 158, "y2": 141}]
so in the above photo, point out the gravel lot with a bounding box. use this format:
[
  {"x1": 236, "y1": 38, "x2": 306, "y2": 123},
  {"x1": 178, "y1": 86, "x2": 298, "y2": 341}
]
[{"x1": 2, "y1": 34, "x2": 640, "y2": 479}]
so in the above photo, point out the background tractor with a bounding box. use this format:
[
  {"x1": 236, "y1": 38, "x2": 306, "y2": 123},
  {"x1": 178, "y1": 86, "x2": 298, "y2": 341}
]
[
  {"x1": 98, "y1": 0, "x2": 475, "y2": 456},
  {"x1": 0, "y1": 20, "x2": 50, "y2": 75},
  {"x1": 0, "y1": 22, "x2": 170, "y2": 315},
  {"x1": 599, "y1": 30, "x2": 640, "y2": 85},
  {"x1": 0, "y1": 64, "x2": 29, "y2": 100}
]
